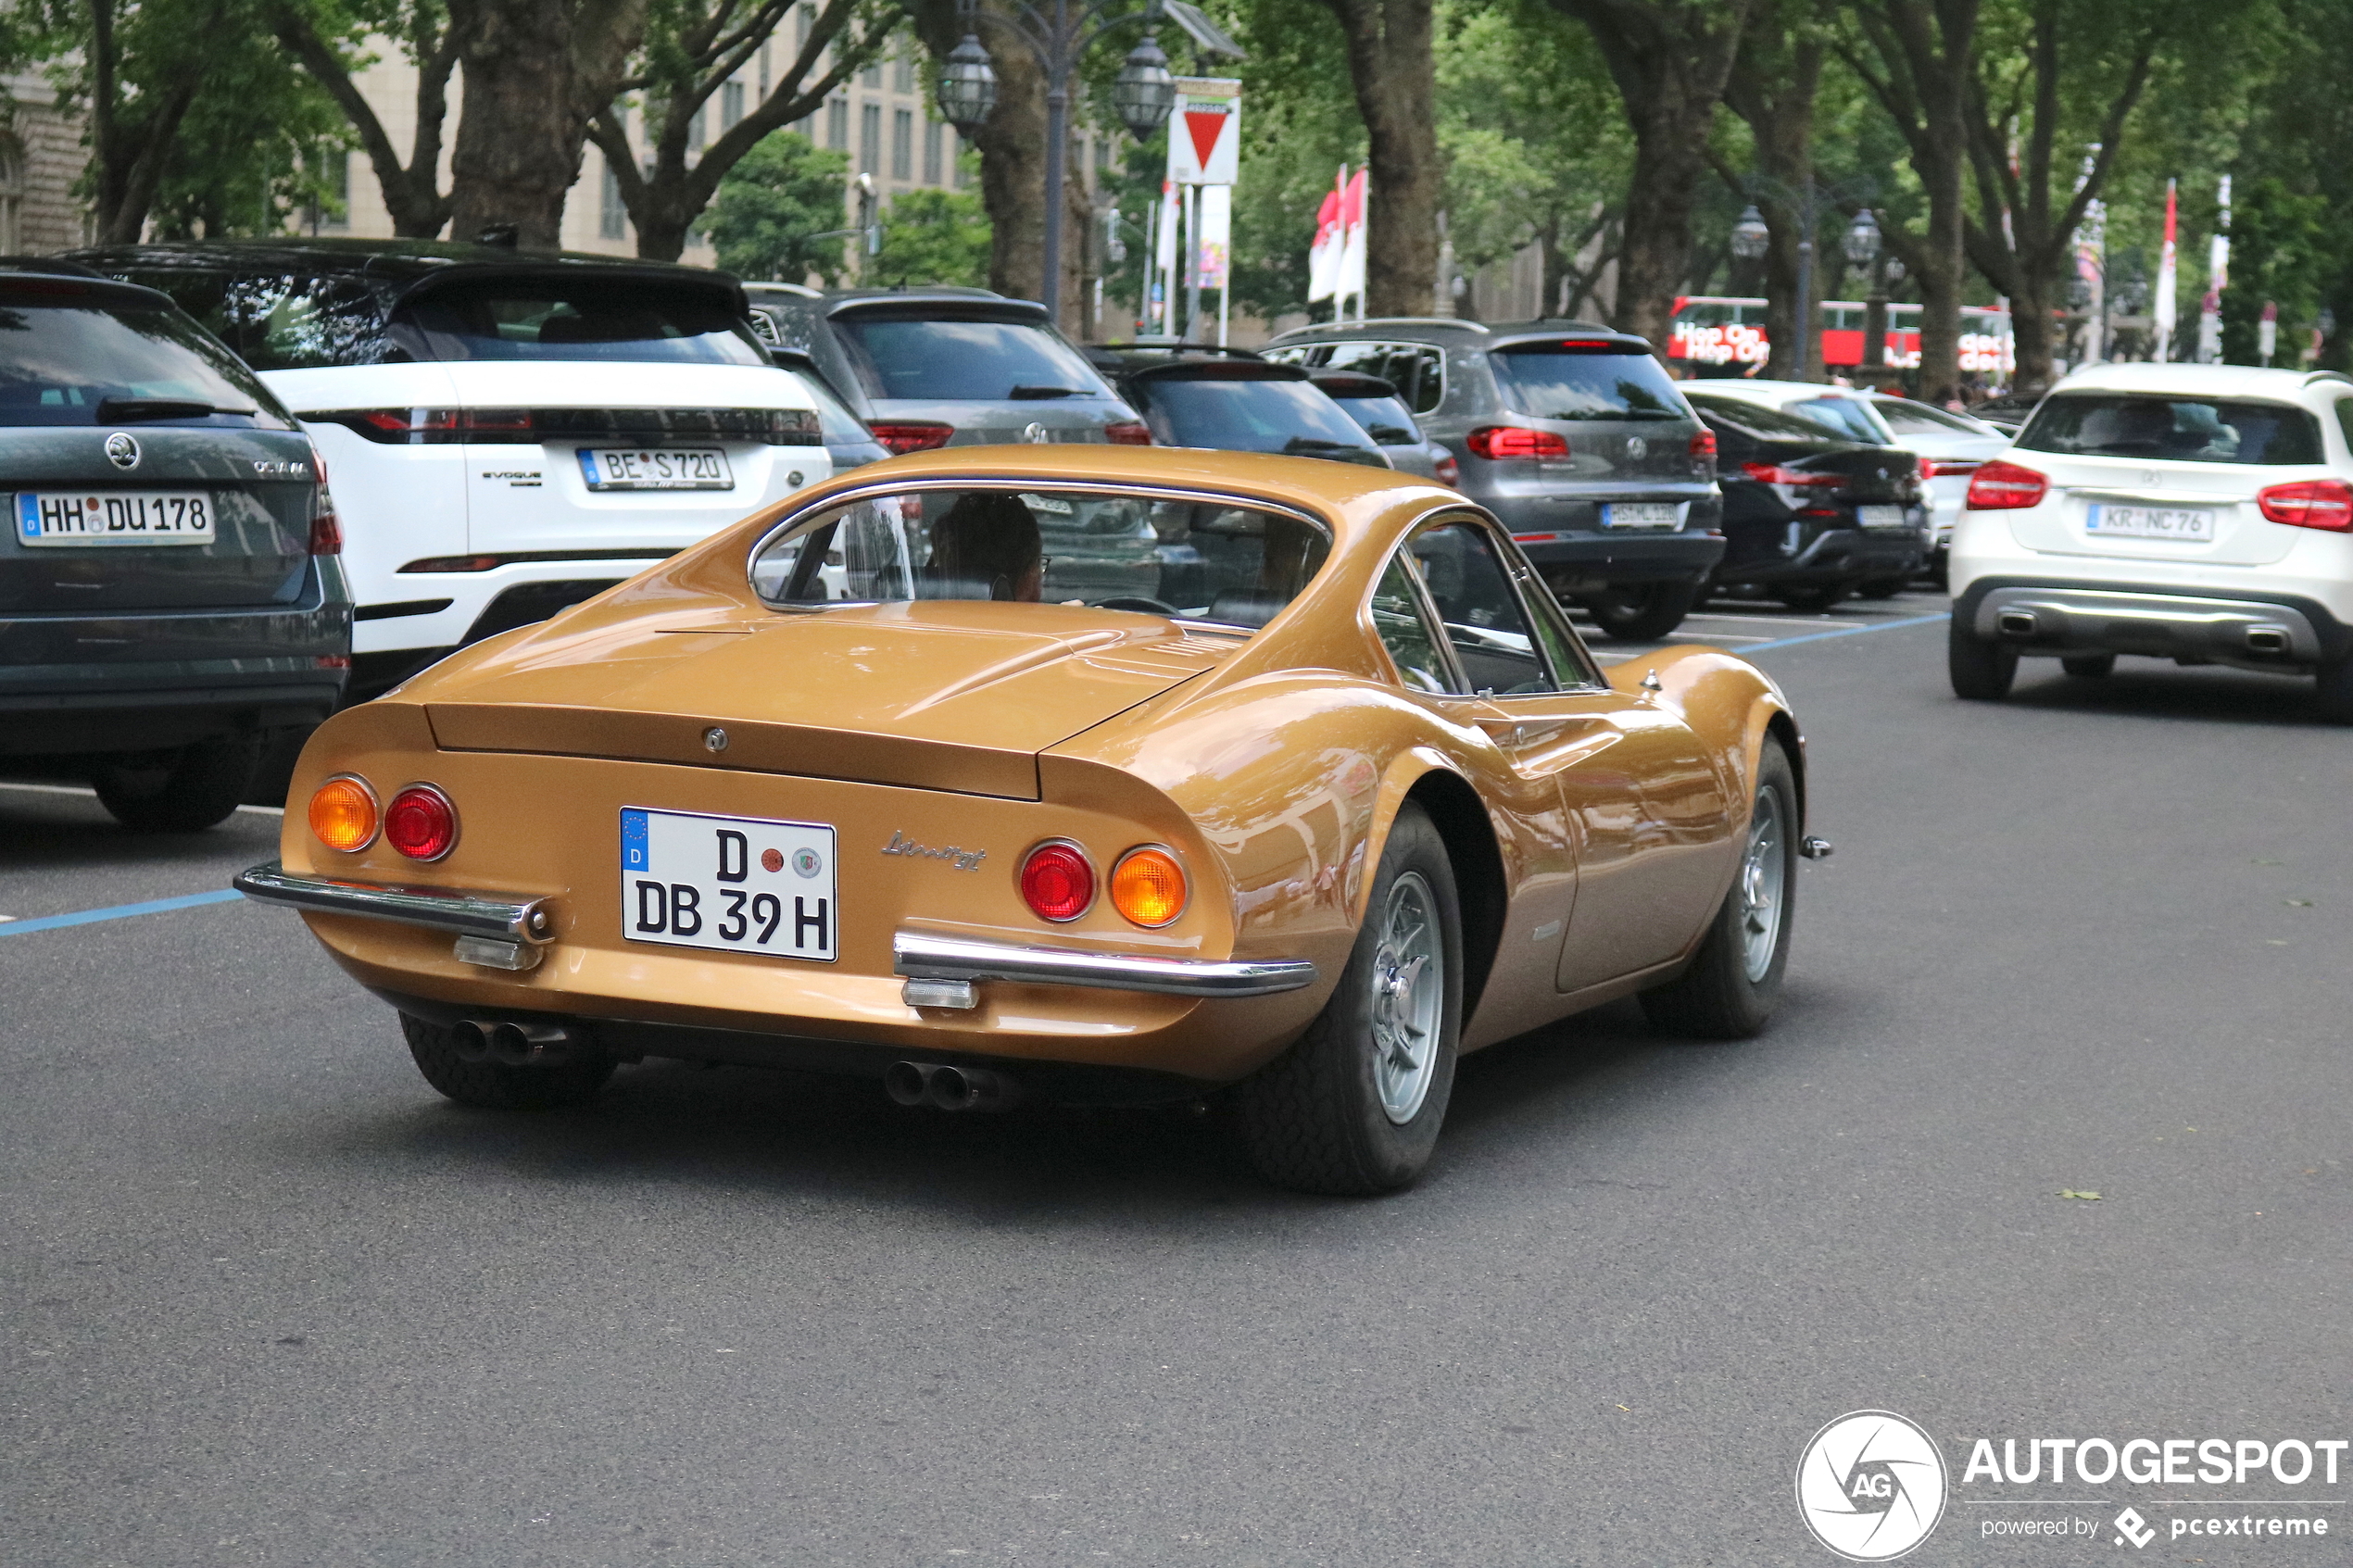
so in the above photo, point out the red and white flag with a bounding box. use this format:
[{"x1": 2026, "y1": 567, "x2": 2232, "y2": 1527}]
[
  {"x1": 1337, "y1": 168, "x2": 1368, "y2": 316},
  {"x1": 2153, "y1": 178, "x2": 2177, "y2": 363},
  {"x1": 1307, "y1": 167, "x2": 1345, "y2": 303}
]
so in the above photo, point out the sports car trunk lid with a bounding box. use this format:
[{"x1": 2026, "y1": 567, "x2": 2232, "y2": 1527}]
[{"x1": 422, "y1": 602, "x2": 1237, "y2": 799}]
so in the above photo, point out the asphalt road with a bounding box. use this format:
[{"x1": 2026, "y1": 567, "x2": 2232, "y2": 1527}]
[{"x1": 5, "y1": 592, "x2": 2347, "y2": 1568}]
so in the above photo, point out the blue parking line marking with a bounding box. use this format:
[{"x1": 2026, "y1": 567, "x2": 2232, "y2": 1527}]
[
  {"x1": 0, "y1": 887, "x2": 243, "y2": 936},
  {"x1": 1741, "y1": 611, "x2": 1950, "y2": 654}
]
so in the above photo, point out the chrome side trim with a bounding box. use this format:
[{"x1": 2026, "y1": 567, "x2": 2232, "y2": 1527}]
[
  {"x1": 233, "y1": 860, "x2": 554, "y2": 945},
  {"x1": 893, "y1": 930, "x2": 1316, "y2": 997}
]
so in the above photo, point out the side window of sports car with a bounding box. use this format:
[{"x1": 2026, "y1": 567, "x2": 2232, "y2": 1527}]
[
  {"x1": 1370, "y1": 558, "x2": 1454, "y2": 695},
  {"x1": 1405, "y1": 520, "x2": 1562, "y2": 695}
]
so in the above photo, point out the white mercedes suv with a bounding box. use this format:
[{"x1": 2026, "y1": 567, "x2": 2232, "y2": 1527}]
[
  {"x1": 1950, "y1": 363, "x2": 2353, "y2": 718},
  {"x1": 73, "y1": 241, "x2": 832, "y2": 697}
]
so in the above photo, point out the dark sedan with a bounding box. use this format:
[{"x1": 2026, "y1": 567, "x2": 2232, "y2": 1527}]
[
  {"x1": 1687, "y1": 392, "x2": 1930, "y2": 611},
  {"x1": 1083, "y1": 345, "x2": 1388, "y2": 469}
]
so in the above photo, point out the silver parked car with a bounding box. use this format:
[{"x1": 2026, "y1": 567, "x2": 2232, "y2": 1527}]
[
  {"x1": 1311, "y1": 370, "x2": 1459, "y2": 484},
  {"x1": 745, "y1": 284, "x2": 1146, "y2": 456},
  {"x1": 1265, "y1": 319, "x2": 1723, "y2": 640}
]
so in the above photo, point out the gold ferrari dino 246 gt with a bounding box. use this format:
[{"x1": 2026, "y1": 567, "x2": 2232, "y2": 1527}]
[{"x1": 238, "y1": 445, "x2": 1822, "y2": 1193}]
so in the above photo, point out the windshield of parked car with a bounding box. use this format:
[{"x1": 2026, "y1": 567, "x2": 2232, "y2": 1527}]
[
  {"x1": 396, "y1": 277, "x2": 769, "y2": 364},
  {"x1": 1136, "y1": 374, "x2": 1382, "y2": 460},
  {"x1": 751, "y1": 486, "x2": 1331, "y2": 629},
  {"x1": 2017, "y1": 394, "x2": 2323, "y2": 465},
  {"x1": 1324, "y1": 389, "x2": 1424, "y2": 445},
  {"x1": 0, "y1": 295, "x2": 287, "y2": 427},
  {"x1": 1873, "y1": 397, "x2": 1993, "y2": 437},
  {"x1": 1785, "y1": 395, "x2": 1890, "y2": 444},
  {"x1": 835, "y1": 315, "x2": 1114, "y2": 401},
  {"x1": 1490, "y1": 345, "x2": 1687, "y2": 420}
]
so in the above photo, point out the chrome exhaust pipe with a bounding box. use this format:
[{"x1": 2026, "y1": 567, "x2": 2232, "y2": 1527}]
[
  {"x1": 487, "y1": 1021, "x2": 577, "y2": 1067},
  {"x1": 1996, "y1": 608, "x2": 2040, "y2": 638},
  {"x1": 2246, "y1": 625, "x2": 2292, "y2": 657},
  {"x1": 883, "y1": 1060, "x2": 1021, "y2": 1112},
  {"x1": 451, "y1": 1020, "x2": 494, "y2": 1063}
]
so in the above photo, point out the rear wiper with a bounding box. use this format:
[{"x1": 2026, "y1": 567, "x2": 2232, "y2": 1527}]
[
  {"x1": 1009, "y1": 384, "x2": 1081, "y2": 399},
  {"x1": 1282, "y1": 436, "x2": 1359, "y2": 452},
  {"x1": 94, "y1": 396, "x2": 233, "y2": 422}
]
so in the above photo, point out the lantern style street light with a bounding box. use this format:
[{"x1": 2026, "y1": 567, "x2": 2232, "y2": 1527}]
[
  {"x1": 1842, "y1": 207, "x2": 1881, "y2": 268},
  {"x1": 1730, "y1": 206, "x2": 1770, "y2": 262},
  {"x1": 1730, "y1": 181, "x2": 1875, "y2": 380},
  {"x1": 937, "y1": 0, "x2": 1177, "y2": 321}
]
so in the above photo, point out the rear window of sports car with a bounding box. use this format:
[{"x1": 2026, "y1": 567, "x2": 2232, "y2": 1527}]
[{"x1": 751, "y1": 487, "x2": 1330, "y2": 630}]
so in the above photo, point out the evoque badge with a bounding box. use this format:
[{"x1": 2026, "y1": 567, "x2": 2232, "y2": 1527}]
[{"x1": 104, "y1": 433, "x2": 140, "y2": 470}]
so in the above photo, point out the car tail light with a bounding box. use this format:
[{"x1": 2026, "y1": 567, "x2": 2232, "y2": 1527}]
[
  {"x1": 1966, "y1": 459, "x2": 2049, "y2": 510},
  {"x1": 2256, "y1": 479, "x2": 2353, "y2": 532},
  {"x1": 1109, "y1": 847, "x2": 1188, "y2": 927},
  {"x1": 1688, "y1": 429, "x2": 1718, "y2": 459},
  {"x1": 1433, "y1": 451, "x2": 1461, "y2": 487},
  {"x1": 1103, "y1": 421, "x2": 1152, "y2": 445},
  {"x1": 308, "y1": 775, "x2": 378, "y2": 852},
  {"x1": 399, "y1": 555, "x2": 502, "y2": 572},
  {"x1": 1927, "y1": 458, "x2": 1982, "y2": 478},
  {"x1": 869, "y1": 420, "x2": 955, "y2": 455},
  {"x1": 384, "y1": 784, "x2": 458, "y2": 861},
  {"x1": 307, "y1": 407, "x2": 822, "y2": 445},
  {"x1": 307, "y1": 447, "x2": 341, "y2": 555},
  {"x1": 1466, "y1": 425, "x2": 1568, "y2": 460},
  {"x1": 1019, "y1": 840, "x2": 1095, "y2": 922},
  {"x1": 1741, "y1": 462, "x2": 1843, "y2": 488}
]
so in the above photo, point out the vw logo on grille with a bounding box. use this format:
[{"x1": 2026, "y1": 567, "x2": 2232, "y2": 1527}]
[
  {"x1": 1624, "y1": 435, "x2": 1648, "y2": 459},
  {"x1": 1022, "y1": 422, "x2": 1052, "y2": 444},
  {"x1": 104, "y1": 433, "x2": 141, "y2": 470}
]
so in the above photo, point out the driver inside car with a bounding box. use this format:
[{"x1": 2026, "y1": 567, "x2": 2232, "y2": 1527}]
[{"x1": 925, "y1": 492, "x2": 1044, "y2": 602}]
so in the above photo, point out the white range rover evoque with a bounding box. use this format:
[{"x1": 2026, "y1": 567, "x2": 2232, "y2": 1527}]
[
  {"x1": 1950, "y1": 362, "x2": 2353, "y2": 720},
  {"x1": 72, "y1": 240, "x2": 832, "y2": 697}
]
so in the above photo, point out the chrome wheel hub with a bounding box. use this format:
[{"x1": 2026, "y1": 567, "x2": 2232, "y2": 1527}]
[
  {"x1": 1369, "y1": 871, "x2": 1443, "y2": 1123},
  {"x1": 1738, "y1": 787, "x2": 1787, "y2": 984}
]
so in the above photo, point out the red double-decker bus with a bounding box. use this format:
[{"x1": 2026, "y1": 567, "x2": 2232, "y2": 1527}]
[{"x1": 1668, "y1": 296, "x2": 2015, "y2": 378}]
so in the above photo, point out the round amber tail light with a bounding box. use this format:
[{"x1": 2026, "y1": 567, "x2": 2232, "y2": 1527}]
[
  {"x1": 308, "y1": 775, "x2": 378, "y2": 852},
  {"x1": 1019, "y1": 841, "x2": 1095, "y2": 922},
  {"x1": 384, "y1": 784, "x2": 458, "y2": 861},
  {"x1": 1110, "y1": 847, "x2": 1187, "y2": 927}
]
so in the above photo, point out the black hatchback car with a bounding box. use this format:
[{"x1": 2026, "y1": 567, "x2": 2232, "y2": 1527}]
[
  {"x1": 1083, "y1": 345, "x2": 1388, "y2": 468},
  {"x1": 0, "y1": 270, "x2": 348, "y2": 829},
  {"x1": 1686, "y1": 392, "x2": 1929, "y2": 610}
]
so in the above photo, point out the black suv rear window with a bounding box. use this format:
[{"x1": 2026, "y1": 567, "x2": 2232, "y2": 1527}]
[
  {"x1": 1136, "y1": 374, "x2": 1378, "y2": 460},
  {"x1": 836, "y1": 315, "x2": 1113, "y2": 401},
  {"x1": 2018, "y1": 394, "x2": 2323, "y2": 465},
  {"x1": 0, "y1": 294, "x2": 286, "y2": 427},
  {"x1": 1490, "y1": 345, "x2": 1687, "y2": 420},
  {"x1": 396, "y1": 277, "x2": 768, "y2": 365}
]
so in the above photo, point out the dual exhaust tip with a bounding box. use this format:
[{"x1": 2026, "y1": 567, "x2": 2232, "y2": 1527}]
[
  {"x1": 885, "y1": 1060, "x2": 1021, "y2": 1113},
  {"x1": 452, "y1": 1019, "x2": 581, "y2": 1067}
]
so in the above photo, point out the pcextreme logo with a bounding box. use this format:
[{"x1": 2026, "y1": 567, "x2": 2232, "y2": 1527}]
[{"x1": 1796, "y1": 1411, "x2": 1950, "y2": 1562}]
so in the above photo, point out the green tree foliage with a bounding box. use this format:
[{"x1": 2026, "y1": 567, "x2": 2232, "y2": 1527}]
[
  {"x1": 147, "y1": 36, "x2": 354, "y2": 238},
  {"x1": 704, "y1": 131, "x2": 851, "y2": 282},
  {"x1": 869, "y1": 187, "x2": 992, "y2": 288}
]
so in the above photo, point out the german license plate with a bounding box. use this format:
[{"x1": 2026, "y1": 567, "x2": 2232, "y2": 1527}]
[
  {"x1": 578, "y1": 447, "x2": 734, "y2": 491},
  {"x1": 1856, "y1": 505, "x2": 1910, "y2": 530},
  {"x1": 17, "y1": 490, "x2": 214, "y2": 546},
  {"x1": 1601, "y1": 502, "x2": 1681, "y2": 530},
  {"x1": 621, "y1": 808, "x2": 837, "y2": 960},
  {"x1": 2087, "y1": 503, "x2": 2214, "y2": 542}
]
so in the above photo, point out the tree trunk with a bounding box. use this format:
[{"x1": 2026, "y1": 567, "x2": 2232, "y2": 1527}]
[
  {"x1": 448, "y1": 0, "x2": 648, "y2": 251},
  {"x1": 273, "y1": 4, "x2": 464, "y2": 238},
  {"x1": 1551, "y1": 0, "x2": 1755, "y2": 353},
  {"x1": 1725, "y1": 21, "x2": 1823, "y2": 380},
  {"x1": 2007, "y1": 272, "x2": 2058, "y2": 390},
  {"x1": 1318, "y1": 0, "x2": 1440, "y2": 318},
  {"x1": 910, "y1": 2, "x2": 1049, "y2": 305}
]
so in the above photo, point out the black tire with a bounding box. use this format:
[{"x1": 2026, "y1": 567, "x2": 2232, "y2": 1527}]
[
  {"x1": 1852, "y1": 576, "x2": 1909, "y2": 600},
  {"x1": 1777, "y1": 584, "x2": 1846, "y2": 613},
  {"x1": 401, "y1": 1013, "x2": 614, "y2": 1110},
  {"x1": 1948, "y1": 615, "x2": 2019, "y2": 700},
  {"x1": 2315, "y1": 655, "x2": 2353, "y2": 724},
  {"x1": 1640, "y1": 743, "x2": 1797, "y2": 1039},
  {"x1": 1233, "y1": 803, "x2": 1463, "y2": 1196},
  {"x1": 92, "y1": 734, "x2": 260, "y2": 833},
  {"x1": 1580, "y1": 579, "x2": 1700, "y2": 642},
  {"x1": 2061, "y1": 653, "x2": 2116, "y2": 678}
]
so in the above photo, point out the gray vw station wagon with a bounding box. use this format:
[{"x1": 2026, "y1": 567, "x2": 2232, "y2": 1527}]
[
  {"x1": 0, "y1": 266, "x2": 348, "y2": 830},
  {"x1": 1264, "y1": 319, "x2": 1724, "y2": 640}
]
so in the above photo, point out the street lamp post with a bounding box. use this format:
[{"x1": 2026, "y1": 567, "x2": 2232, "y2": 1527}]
[
  {"x1": 937, "y1": 0, "x2": 1176, "y2": 324},
  {"x1": 1730, "y1": 182, "x2": 1875, "y2": 381},
  {"x1": 1842, "y1": 208, "x2": 1883, "y2": 385}
]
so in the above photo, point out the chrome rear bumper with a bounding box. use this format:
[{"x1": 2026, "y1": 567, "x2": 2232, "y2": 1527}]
[
  {"x1": 894, "y1": 930, "x2": 1317, "y2": 998},
  {"x1": 233, "y1": 860, "x2": 554, "y2": 945},
  {"x1": 1972, "y1": 585, "x2": 2323, "y2": 668}
]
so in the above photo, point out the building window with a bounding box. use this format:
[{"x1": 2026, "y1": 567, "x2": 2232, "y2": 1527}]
[
  {"x1": 923, "y1": 117, "x2": 941, "y2": 185},
  {"x1": 600, "y1": 152, "x2": 627, "y2": 240},
  {"x1": 0, "y1": 136, "x2": 27, "y2": 253},
  {"x1": 688, "y1": 105, "x2": 706, "y2": 149},
  {"x1": 796, "y1": 6, "x2": 812, "y2": 56},
  {"x1": 891, "y1": 47, "x2": 913, "y2": 94},
  {"x1": 891, "y1": 109, "x2": 912, "y2": 181},
  {"x1": 721, "y1": 82, "x2": 746, "y2": 131},
  {"x1": 759, "y1": 42, "x2": 771, "y2": 101},
  {"x1": 862, "y1": 59, "x2": 882, "y2": 89},
  {"x1": 827, "y1": 97, "x2": 849, "y2": 150},
  {"x1": 951, "y1": 131, "x2": 970, "y2": 189},
  {"x1": 860, "y1": 102, "x2": 881, "y2": 174},
  {"x1": 321, "y1": 148, "x2": 351, "y2": 230}
]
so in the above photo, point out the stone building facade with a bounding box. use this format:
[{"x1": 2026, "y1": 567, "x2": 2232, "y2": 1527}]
[{"x1": 1, "y1": 71, "x2": 92, "y2": 254}]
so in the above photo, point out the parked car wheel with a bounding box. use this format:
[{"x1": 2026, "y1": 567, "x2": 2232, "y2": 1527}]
[
  {"x1": 1853, "y1": 576, "x2": 1910, "y2": 599},
  {"x1": 93, "y1": 734, "x2": 261, "y2": 833},
  {"x1": 402, "y1": 1013, "x2": 615, "y2": 1110},
  {"x1": 1234, "y1": 803, "x2": 1462, "y2": 1196},
  {"x1": 1580, "y1": 580, "x2": 1699, "y2": 642},
  {"x1": 1778, "y1": 585, "x2": 1847, "y2": 613},
  {"x1": 1948, "y1": 618, "x2": 2020, "y2": 700},
  {"x1": 1640, "y1": 744, "x2": 1797, "y2": 1039},
  {"x1": 2061, "y1": 654, "x2": 2116, "y2": 678},
  {"x1": 2314, "y1": 653, "x2": 2353, "y2": 724}
]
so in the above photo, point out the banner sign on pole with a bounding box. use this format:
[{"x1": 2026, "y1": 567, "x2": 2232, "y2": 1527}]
[
  {"x1": 1168, "y1": 78, "x2": 1241, "y2": 186},
  {"x1": 1152, "y1": 181, "x2": 1179, "y2": 332},
  {"x1": 1338, "y1": 169, "x2": 1368, "y2": 320},
  {"x1": 1307, "y1": 166, "x2": 1344, "y2": 303},
  {"x1": 1198, "y1": 184, "x2": 1230, "y2": 291}
]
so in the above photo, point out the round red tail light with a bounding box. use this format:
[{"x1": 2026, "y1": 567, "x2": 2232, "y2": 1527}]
[
  {"x1": 1019, "y1": 841, "x2": 1095, "y2": 922},
  {"x1": 384, "y1": 784, "x2": 458, "y2": 861}
]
